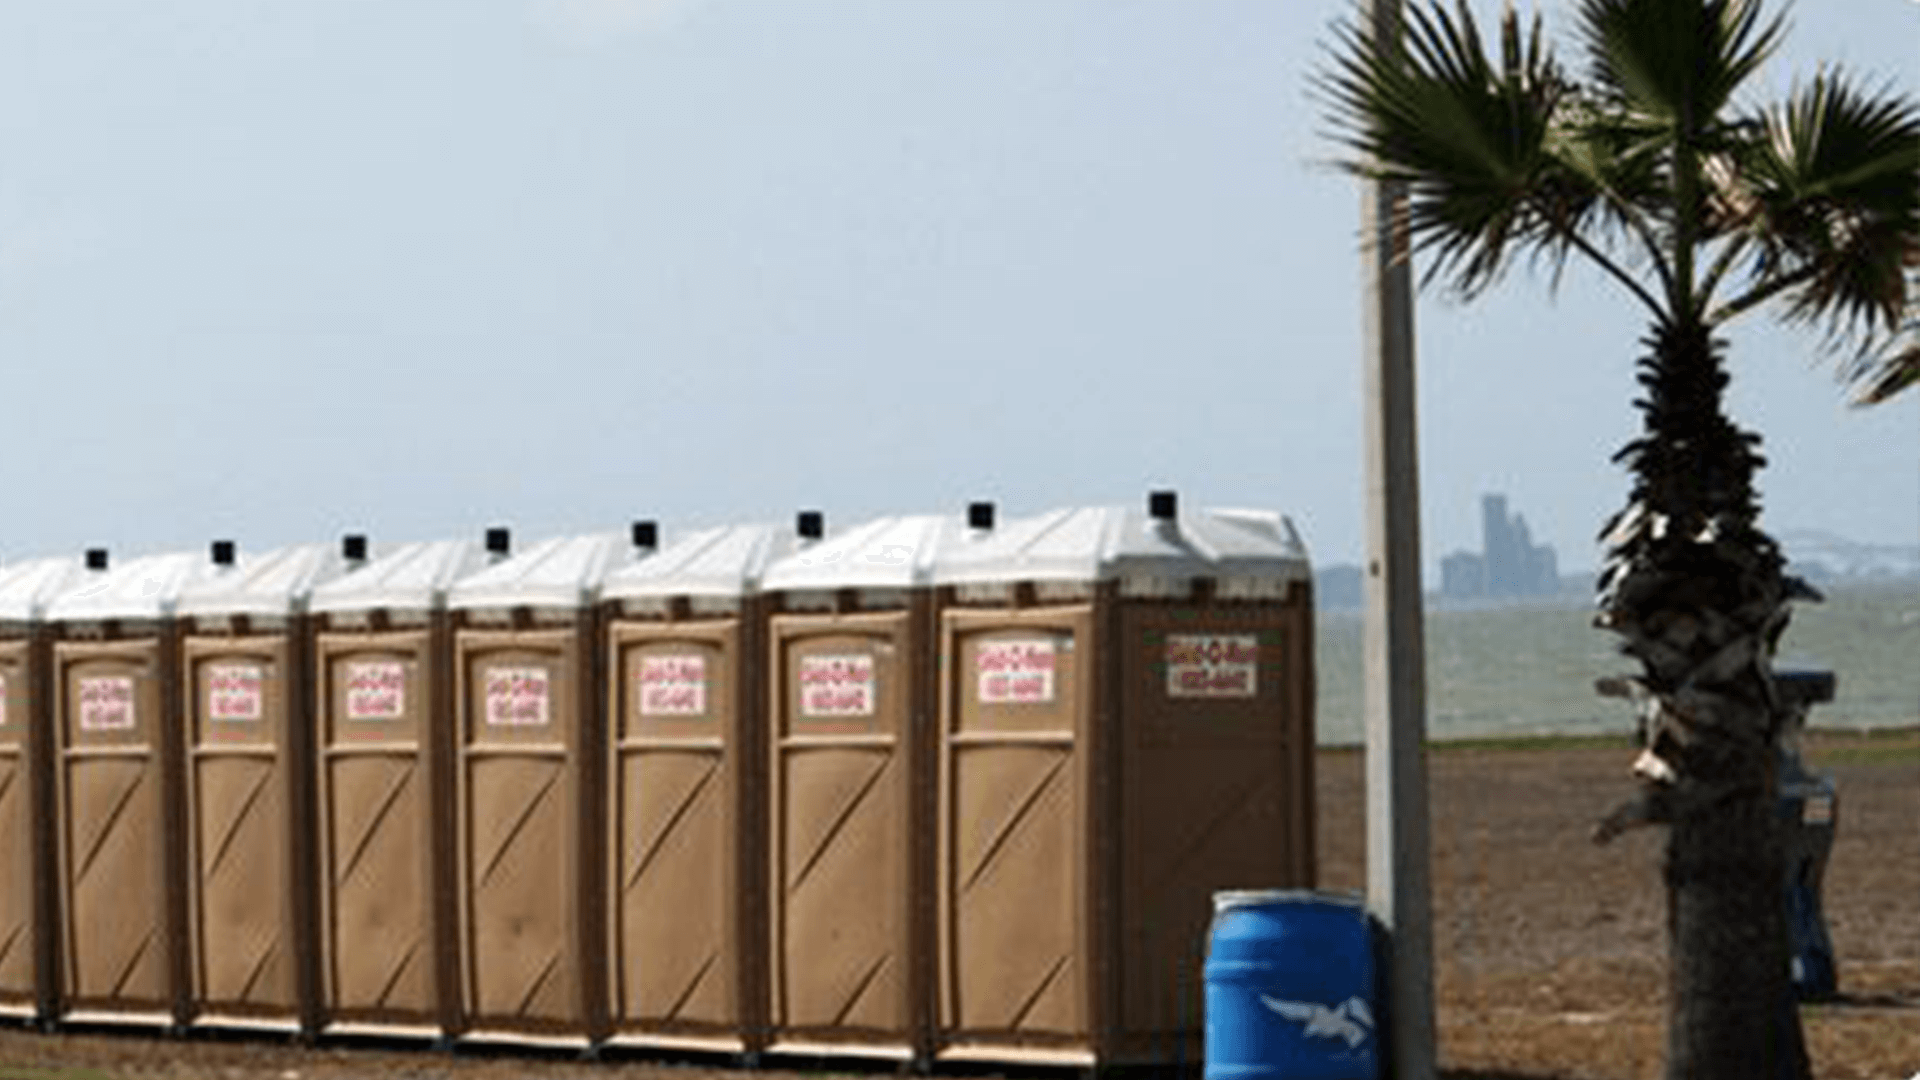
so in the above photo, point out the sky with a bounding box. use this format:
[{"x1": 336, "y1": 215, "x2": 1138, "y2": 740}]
[{"x1": 1, "y1": 0, "x2": 1915, "y2": 577}]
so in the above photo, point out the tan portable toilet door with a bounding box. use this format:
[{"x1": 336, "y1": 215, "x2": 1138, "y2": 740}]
[
  {"x1": 456, "y1": 631, "x2": 579, "y2": 1028},
  {"x1": 610, "y1": 623, "x2": 740, "y2": 1033},
  {"x1": 316, "y1": 632, "x2": 437, "y2": 1019},
  {"x1": 771, "y1": 612, "x2": 913, "y2": 1041},
  {"x1": 55, "y1": 641, "x2": 171, "y2": 1009},
  {"x1": 938, "y1": 609, "x2": 1092, "y2": 1046},
  {"x1": 185, "y1": 640, "x2": 294, "y2": 1013},
  {"x1": 1116, "y1": 608, "x2": 1298, "y2": 1050},
  {"x1": 0, "y1": 643, "x2": 33, "y2": 1009}
]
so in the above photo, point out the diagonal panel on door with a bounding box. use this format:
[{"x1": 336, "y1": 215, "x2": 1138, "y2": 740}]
[
  {"x1": 618, "y1": 747, "x2": 727, "y2": 1025},
  {"x1": 949, "y1": 743, "x2": 1078, "y2": 1036},
  {"x1": 325, "y1": 753, "x2": 426, "y2": 1012},
  {"x1": 0, "y1": 647, "x2": 28, "y2": 1007},
  {"x1": 779, "y1": 745, "x2": 901, "y2": 1032},
  {"x1": 0, "y1": 750, "x2": 28, "y2": 997},
  {"x1": 465, "y1": 755, "x2": 569, "y2": 1022},
  {"x1": 194, "y1": 754, "x2": 289, "y2": 1006},
  {"x1": 65, "y1": 757, "x2": 162, "y2": 1002}
]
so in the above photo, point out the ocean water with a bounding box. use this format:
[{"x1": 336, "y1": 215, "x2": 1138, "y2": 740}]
[{"x1": 1314, "y1": 579, "x2": 1920, "y2": 745}]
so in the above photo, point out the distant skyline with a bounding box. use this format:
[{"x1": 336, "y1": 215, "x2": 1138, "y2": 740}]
[{"x1": 0, "y1": 1, "x2": 1914, "y2": 578}]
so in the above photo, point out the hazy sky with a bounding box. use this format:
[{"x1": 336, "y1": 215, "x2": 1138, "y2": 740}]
[{"x1": 2, "y1": 0, "x2": 1915, "y2": 575}]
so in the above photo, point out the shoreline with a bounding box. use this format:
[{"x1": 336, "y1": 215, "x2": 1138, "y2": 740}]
[{"x1": 1313, "y1": 721, "x2": 1920, "y2": 755}]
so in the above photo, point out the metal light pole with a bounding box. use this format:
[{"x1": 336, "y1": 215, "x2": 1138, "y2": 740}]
[{"x1": 1359, "y1": 0, "x2": 1438, "y2": 1076}]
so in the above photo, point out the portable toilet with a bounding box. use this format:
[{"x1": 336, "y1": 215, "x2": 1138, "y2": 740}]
[
  {"x1": 0, "y1": 556, "x2": 89, "y2": 1022},
  {"x1": 305, "y1": 532, "x2": 500, "y2": 1039},
  {"x1": 45, "y1": 546, "x2": 228, "y2": 1028},
  {"x1": 443, "y1": 528, "x2": 644, "y2": 1048},
  {"x1": 597, "y1": 520, "x2": 782, "y2": 1054},
  {"x1": 174, "y1": 541, "x2": 352, "y2": 1035},
  {"x1": 929, "y1": 494, "x2": 1316, "y2": 1068},
  {"x1": 757, "y1": 511, "x2": 965, "y2": 1063}
]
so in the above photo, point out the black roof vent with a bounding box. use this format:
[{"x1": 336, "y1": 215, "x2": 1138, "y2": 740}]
[
  {"x1": 632, "y1": 520, "x2": 659, "y2": 551},
  {"x1": 1149, "y1": 490, "x2": 1178, "y2": 521},
  {"x1": 85, "y1": 548, "x2": 109, "y2": 571},
  {"x1": 796, "y1": 510, "x2": 824, "y2": 541},
  {"x1": 485, "y1": 527, "x2": 511, "y2": 557},
  {"x1": 968, "y1": 501, "x2": 995, "y2": 531},
  {"x1": 211, "y1": 540, "x2": 237, "y2": 567},
  {"x1": 342, "y1": 534, "x2": 368, "y2": 563}
]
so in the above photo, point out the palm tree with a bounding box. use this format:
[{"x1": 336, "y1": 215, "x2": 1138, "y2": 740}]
[
  {"x1": 1320, "y1": 1, "x2": 1920, "y2": 1077},
  {"x1": 1850, "y1": 258, "x2": 1919, "y2": 402}
]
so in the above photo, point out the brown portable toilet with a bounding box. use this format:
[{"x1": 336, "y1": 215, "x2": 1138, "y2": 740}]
[
  {"x1": 0, "y1": 556, "x2": 89, "y2": 1023},
  {"x1": 928, "y1": 495, "x2": 1316, "y2": 1069},
  {"x1": 305, "y1": 534, "x2": 498, "y2": 1040},
  {"x1": 757, "y1": 511, "x2": 964, "y2": 1063},
  {"x1": 44, "y1": 547, "x2": 227, "y2": 1028},
  {"x1": 444, "y1": 529, "x2": 638, "y2": 1049},
  {"x1": 597, "y1": 520, "x2": 782, "y2": 1054},
  {"x1": 174, "y1": 541, "x2": 351, "y2": 1035}
]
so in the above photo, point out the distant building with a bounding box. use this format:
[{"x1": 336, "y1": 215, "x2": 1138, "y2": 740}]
[
  {"x1": 1440, "y1": 494, "x2": 1561, "y2": 601},
  {"x1": 1441, "y1": 550, "x2": 1486, "y2": 598}
]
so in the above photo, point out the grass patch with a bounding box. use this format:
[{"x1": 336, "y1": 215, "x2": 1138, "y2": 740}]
[
  {"x1": 1315, "y1": 725, "x2": 1920, "y2": 759},
  {"x1": 1431, "y1": 732, "x2": 1633, "y2": 754},
  {"x1": 1806, "y1": 739, "x2": 1920, "y2": 767},
  {"x1": 1805, "y1": 725, "x2": 1920, "y2": 767},
  {"x1": 1318, "y1": 732, "x2": 1633, "y2": 754}
]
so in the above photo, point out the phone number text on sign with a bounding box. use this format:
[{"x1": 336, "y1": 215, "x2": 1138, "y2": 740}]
[
  {"x1": 208, "y1": 664, "x2": 264, "y2": 721},
  {"x1": 485, "y1": 667, "x2": 550, "y2": 727},
  {"x1": 799, "y1": 654, "x2": 874, "y2": 717},
  {"x1": 346, "y1": 662, "x2": 406, "y2": 720},
  {"x1": 639, "y1": 655, "x2": 707, "y2": 717},
  {"x1": 977, "y1": 639, "x2": 1056, "y2": 704},
  {"x1": 79, "y1": 676, "x2": 137, "y2": 731},
  {"x1": 1166, "y1": 634, "x2": 1259, "y2": 698}
]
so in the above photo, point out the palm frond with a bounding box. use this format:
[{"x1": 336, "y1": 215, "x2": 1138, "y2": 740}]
[
  {"x1": 1320, "y1": 1, "x2": 1591, "y2": 298},
  {"x1": 1548, "y1": 90, "x2": 1679, "y2": 291},
  {"x1": 1849, "y1": 330, "x2": 1919, "y2": 404},
  {"x1": 1576, "y1": 0, "x2": 1784, "y2": 138},
  {"x1": 1845, "y1": 261, "x2": 1920, "y2": 403},
  {"x1": 1715, "y1": 71, "x2": 1920, "y2": 346}
]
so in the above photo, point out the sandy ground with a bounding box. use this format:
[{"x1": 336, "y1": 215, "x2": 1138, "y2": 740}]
[
  {"x1": 1, "y1": 728, "x2": 1914, "y2": 1080},
  {"x1": 1316, "y1": 727, "x2": 1920, "y2": 1080}
]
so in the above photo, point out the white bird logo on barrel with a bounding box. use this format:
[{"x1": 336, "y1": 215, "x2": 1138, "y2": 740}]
[{"x1": 1260, "y1": 994, "x2": 1375, "y2": 1048}]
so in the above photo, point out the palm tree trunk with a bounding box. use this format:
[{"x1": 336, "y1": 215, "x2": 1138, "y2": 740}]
[
  {"x1": 1667, "y1": 782, "x2": 1804, "y2": 1077},
  {"x1": 1598, "y1": 320, "x2": 1812, "y2": 1080}
]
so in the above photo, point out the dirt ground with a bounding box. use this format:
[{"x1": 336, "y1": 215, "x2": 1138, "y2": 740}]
[
  {"x1": 1315, "y1": 727, "x2": 1920, "y2": 1080},
  {"x1": 1, "y1": 729, "x2": 1913, "y2": 1080}
]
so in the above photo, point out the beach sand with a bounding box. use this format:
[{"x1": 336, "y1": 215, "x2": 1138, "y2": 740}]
[
  {"x1": 1314, "y1": 727, "x2": 1920, "y2": 1080},
  {"x1": 0, "y1": 729, "x2": 1913, "y2": 1079}
]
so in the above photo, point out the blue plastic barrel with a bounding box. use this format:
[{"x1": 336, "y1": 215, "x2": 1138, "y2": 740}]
[{"x1": 1204, "y1": 890, "x2": 1378, "y2": 1080}]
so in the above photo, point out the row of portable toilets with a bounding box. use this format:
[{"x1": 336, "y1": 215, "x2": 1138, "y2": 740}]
[{"x1": 0, "y1": 494, "x2": 1318, "y2": 1069}]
